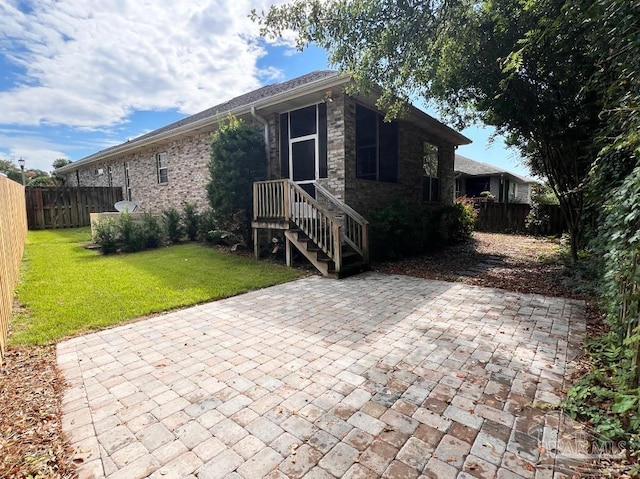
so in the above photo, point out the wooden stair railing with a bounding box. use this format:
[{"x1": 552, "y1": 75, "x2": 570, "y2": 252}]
[
  {"x1": 252, "y1": 179, "x2": 369, "y2": 277},
  {"x1": 314, "y1": 184, "x2": 369, "y2": 265}
]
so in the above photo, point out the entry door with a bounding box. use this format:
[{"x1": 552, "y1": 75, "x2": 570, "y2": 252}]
[
  {"x1": 288, "y1": 105, "x2": 319, "y2": 197},
  {"x1": 290, "y1": 138, "x2": 317, "y2": 197}
]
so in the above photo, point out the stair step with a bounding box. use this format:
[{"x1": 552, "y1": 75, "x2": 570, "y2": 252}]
[{"x1": 328, "y1": 261, "x2": 367, "y2": 277}]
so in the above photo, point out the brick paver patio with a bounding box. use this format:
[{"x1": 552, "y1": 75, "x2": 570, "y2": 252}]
[{"x1": 57, "y1": 273, "x2": 586, "y2": 479}]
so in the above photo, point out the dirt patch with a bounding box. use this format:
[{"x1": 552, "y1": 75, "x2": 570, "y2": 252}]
[
  {"x1": 373, "y1": 232, "x2": 593, "y2": 300},
  {"x1": 0, "y1": 345, "x2": 76, "y2": 479}
]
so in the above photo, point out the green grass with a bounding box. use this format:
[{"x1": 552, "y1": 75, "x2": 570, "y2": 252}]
[{"x1": 11, "y1": 228, "x2": 303, "y2": 345}]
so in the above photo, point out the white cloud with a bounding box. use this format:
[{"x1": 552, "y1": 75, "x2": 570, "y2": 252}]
[
  {"x1": 0, "y1": 133, "x2": 70, "y2": 171},
  {"x1": 0, "y1": 0, "x2": 290, "y2": 128},
  {"x1": 0, "y1": 126, "x2": 119, "y2": 171}
]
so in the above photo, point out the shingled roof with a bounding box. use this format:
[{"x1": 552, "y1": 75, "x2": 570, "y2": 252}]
[
  {"x1": 58, "y1": 70, "x2": 471, "y2": 173},
  {"x1": 126, "y1": 70, "x2": 340, "y2": 145},
  {"x1": 58, "y1": 71, "x2": 343, "y2": 172},
  {"x1": 454, "y1": 154, "x2": 534, "y2": 183}
]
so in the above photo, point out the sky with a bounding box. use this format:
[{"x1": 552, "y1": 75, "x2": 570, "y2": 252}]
[{"x1": 0, "y1": 0, "x2": 532, "y2": 179}]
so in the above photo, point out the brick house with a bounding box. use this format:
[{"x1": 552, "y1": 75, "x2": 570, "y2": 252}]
[{"x1": 58, "y1": 71, "x2": 471, "y2": 276}]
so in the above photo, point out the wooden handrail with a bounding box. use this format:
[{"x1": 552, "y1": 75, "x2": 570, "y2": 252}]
[
  {"x1": 314, "y1": 184, "x2": 369, "y2": 262},
  {"x1": 315, "y1": 184, "x2": 368, "y2": 225},
  {"x1": 253, "y1": 179, "x2": 370, "y2": 271}
]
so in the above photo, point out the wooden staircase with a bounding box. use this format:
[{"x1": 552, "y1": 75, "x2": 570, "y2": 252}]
[{"x1": 252, "y1": 180, "x2": 369, "y2": 278}]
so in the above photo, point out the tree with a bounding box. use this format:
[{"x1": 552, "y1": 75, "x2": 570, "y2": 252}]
[
  {"x1": 26, "y1": 169, "x2": 53, "y2": 186},
  {"x1": 0, "y1": 159, "x2": 22, "y2": 183},
  {"x1": 206, "y1": 116, "x2": 267, "y2": 243},
  {"x1": 253, "y1": 0, "x2": 604, "y2": 260},
  {"x1": 52, "y1": 158, "x2": 72, "y2": 185}
]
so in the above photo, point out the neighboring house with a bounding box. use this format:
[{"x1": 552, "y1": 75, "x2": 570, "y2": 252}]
[
  {"x1": 58, "y1": 70, "x2": 471, "y2": 276},
  {"x1": 454, "y1": 154, "x2": 535, "y2": 204}
]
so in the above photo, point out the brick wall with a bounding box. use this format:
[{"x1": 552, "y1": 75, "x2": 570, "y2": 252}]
[
  {"x1": 66, "y1": 94, "x2": 459, "y2": 218},
  {"x1": 343, "y1": 96, "x2": 457, "y2": 219},
  {"x1": 266, "y1": 113, "x2": 280, "y2": 180},
  {"x1": 66, "y1": 131, "x2": 213, "y2": 212},
  {"x1": 318, "y1": 91, "x2": 347, "y2": 200}
]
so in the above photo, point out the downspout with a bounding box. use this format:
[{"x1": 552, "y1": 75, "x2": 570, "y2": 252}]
[{"x1": 250, "y1": 107, "x2": 270, "y2": 177}]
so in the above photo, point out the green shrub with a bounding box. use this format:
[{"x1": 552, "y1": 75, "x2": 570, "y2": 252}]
[
  {"x1": 118, "y1": 213, "x2": 146, "y2": 252},
  {"x1": 369, "y1": 199, "x2": 475, "y2": 260},
  {"x1": 199, "y1": 209, "x2": 219, "y2": 244},
  {"x1": 206, "y1": 115, "x2": 267, "y2": 244},
  {"x1": 93, "y1": 218, "x2": 119, "y2": 254},
  {"x1": 182, "y1": 203, "x2": 200, "y2": 241},
  {"x1": 198, "y1": 208, "x2": 246, "y2": 248},
  {"x1": 526, "y1": 183, "x2": 559, "y2": 235},
  {"x1": 438, "y1": 200, "x2": 476, "y2": 244},
  {"x1": 369, "y1": 202, "x2": 427, "y2": 260},
  {"x1": 141, "y1": 213, "x2": 163, "y2": 249},
  {"x1": 162, "y1": 208, "x2": 184, "y2": 243}
]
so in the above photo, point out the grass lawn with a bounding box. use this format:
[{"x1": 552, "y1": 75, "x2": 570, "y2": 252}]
[{"x1": 11, "y1": 228, "x2": 303, "y2": 345}]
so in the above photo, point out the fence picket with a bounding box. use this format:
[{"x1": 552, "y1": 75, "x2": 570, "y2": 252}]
[
  {"x1": 25, "y1": 187, "x2": 123, "y2": 229},
  {"x1": 0, "y1": 176, "x2": 27, "y2": 364},
  {"x1": 474, "y1": 202, "x2": 565, "y2": 235}
]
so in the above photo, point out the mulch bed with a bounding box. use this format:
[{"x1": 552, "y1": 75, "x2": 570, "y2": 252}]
[
  {"x1": 0, "y1": 232, "x2": 603, "y2": 478},
  {"x1": 0, "y1": 345, "x2": 76, "y2": 478}
]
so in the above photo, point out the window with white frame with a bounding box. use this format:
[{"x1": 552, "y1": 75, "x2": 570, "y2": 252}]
[
  {"x1": 156, "y1": 152, "x2": 168, "y2": 184},
  {"x1": 279, "y1": 103, "x2": 328, "y2": 196},
  {"x1": 422, "y1": 143, "x2": 440, "y2": 202},
  {"x1": 124, "y1": 162, "x2": 132, "y2": 201}
]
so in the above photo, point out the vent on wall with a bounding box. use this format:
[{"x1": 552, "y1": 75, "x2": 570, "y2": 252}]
[{"x1": 95, "y1": 168, "x2": 104, "y2": 176}]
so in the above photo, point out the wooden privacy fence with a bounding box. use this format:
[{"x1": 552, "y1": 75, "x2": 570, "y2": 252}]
[
  {"x1": 0, "y1": 175, "x2": 27, "y2": 364},
  {"x1": 26, "y1": 186, "x2": 123, "y2": 229},
  {"x1": 474, "y1": 202, "x2": 565, "y2": 235}
]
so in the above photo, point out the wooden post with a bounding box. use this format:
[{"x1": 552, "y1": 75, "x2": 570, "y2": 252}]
[
  {"x1": 362, "y1": 223, "x2": 369, "y2": 265},
  {"x1": 283, "y1": 180, "x2": 291, "y2": 221},
  {"x1": 332, "y1": 223, "x2": 342, "y2": 274},
  {"x1": 285, "y1": 236, "x2": 292, "y2": 267},
  {"x1": 253, "y1": 228, "x2": 259, "y2": 260},
  {"x1": 252, "y1": 183, "x2": 259, "y2": 221}
]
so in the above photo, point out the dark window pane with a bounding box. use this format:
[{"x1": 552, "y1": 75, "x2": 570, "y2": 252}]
[
  {"x1": 280, "y1": 114, "x2": 289, "y2": 178},
  {"x1": 467, "y1": 177, "x2": 491, "y2": 197},
  {"x1": 423, "y1": 177, "x2": 440, "y2": 201},
  {"x1": 318, "y1": 102, "x2": 327, "y2": 178},
  {"x1": 378, "y1": 118, "x2": 398, "y2": 182},
  {"x1": 159, "y1": 169, "x2": 168, "y2": 184},
  {"x1": 299, "y1": 183, "x2": 316, "y2": 198},
  {"x1": 356, "y1": 105, "x2": 378, "y2": 179},
  {"x1": 291, "y1": 139, "x2": 316, "y2": 181},
  {"x1": 290, "y1": 105, "x2": 317, "y2": 138}
]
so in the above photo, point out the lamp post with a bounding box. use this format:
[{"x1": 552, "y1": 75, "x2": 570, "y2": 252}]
[{"x1": 18, "y1": 157, "x2": 25, "y2": 186}]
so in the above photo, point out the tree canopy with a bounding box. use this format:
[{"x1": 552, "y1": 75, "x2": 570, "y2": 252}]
[{"x1": 0, "y1": 159, "x2": 23, "y2": 183}]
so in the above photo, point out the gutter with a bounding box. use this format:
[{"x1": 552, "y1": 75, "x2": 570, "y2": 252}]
[{"x1": 56, "y1": 74, "x2": 349, "y2": 174}]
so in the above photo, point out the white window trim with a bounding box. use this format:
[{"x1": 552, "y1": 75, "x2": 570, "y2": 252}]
[
  {"x1": 287, "y1": 105, "x2": 321, "y2": 187},
  {"x1": 124, "y1": 162, "x2": 132, "y2": 201},
  {"x1": 156, "y1": 152, "x2": 168, "y2": 184}
]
